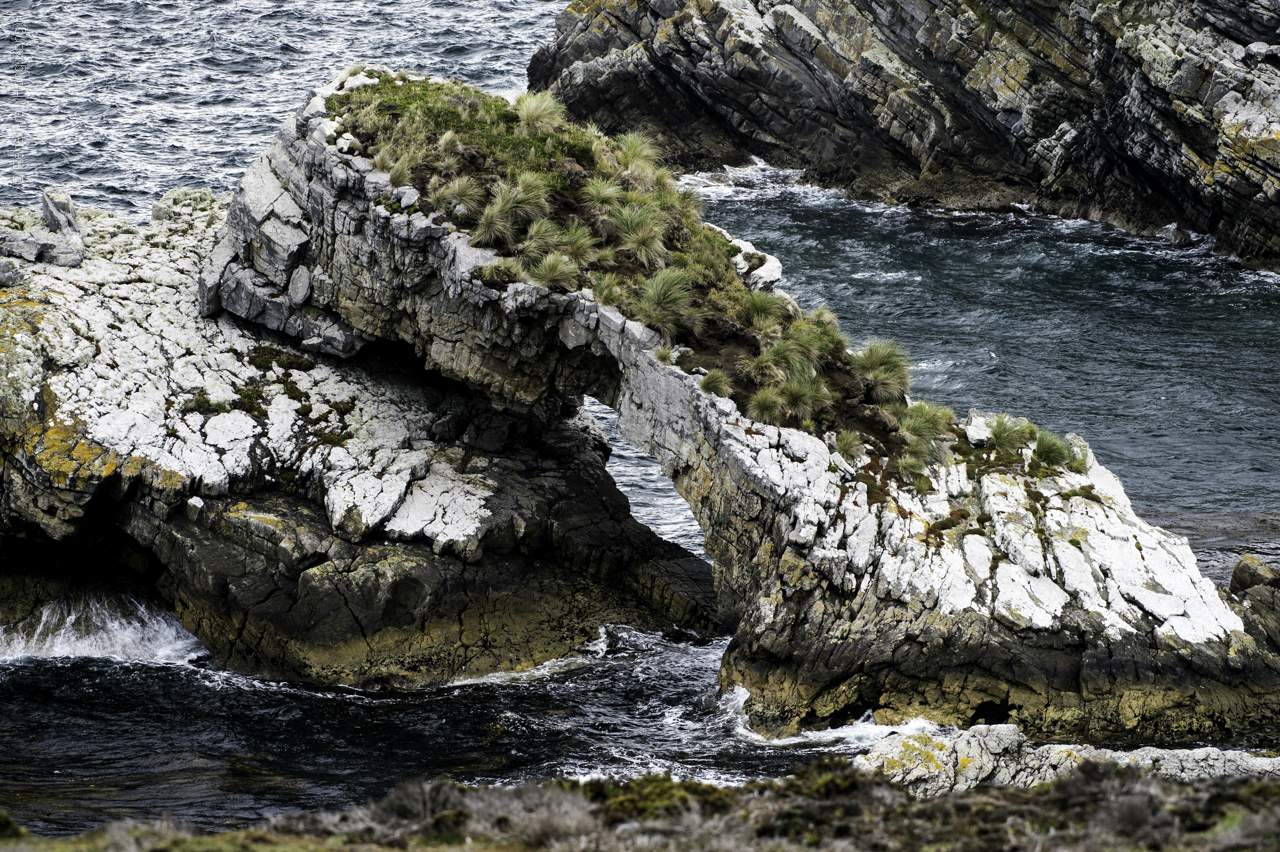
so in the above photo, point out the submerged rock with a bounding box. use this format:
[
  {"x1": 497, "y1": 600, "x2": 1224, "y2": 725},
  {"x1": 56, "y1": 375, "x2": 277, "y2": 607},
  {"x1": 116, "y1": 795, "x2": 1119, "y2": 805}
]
[
  {"x1": 530, "y1": 0, "x2": 1280, "y2": 268},
  {"x1": 202, "y1": 72, "x2": 1280, "y2": 742},
  {"x1": 0, "y1": 189, "x2": 718, "y2": 685}
]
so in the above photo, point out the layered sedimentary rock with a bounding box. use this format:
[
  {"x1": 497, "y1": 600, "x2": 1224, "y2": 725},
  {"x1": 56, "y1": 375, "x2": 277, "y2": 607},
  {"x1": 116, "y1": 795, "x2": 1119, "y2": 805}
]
[
  {"x1": 855, "y1": 723, "x2": 1280, "y2": 797},
  {"x1": 0, "y1": 189, "x2": 716, "y2": 685},
  {"x1": 202, "y1": 72, "x2": 1280, "y2": 743},
  {"x1": 530, "y1": 0, "x2": 1280, "y2": 267}
]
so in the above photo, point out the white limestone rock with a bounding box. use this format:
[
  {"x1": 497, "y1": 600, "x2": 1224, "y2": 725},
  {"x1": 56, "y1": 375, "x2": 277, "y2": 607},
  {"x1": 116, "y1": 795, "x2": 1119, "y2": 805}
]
[{"x1": 855, "y1": 724, "x2": 1280, "y2": 798}]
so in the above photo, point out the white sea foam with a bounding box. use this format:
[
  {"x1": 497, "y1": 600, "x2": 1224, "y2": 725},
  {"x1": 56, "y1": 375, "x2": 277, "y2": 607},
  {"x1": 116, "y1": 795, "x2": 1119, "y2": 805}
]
[{"x1": 722, "y1": 686, "x2": 946, "y2": 750}]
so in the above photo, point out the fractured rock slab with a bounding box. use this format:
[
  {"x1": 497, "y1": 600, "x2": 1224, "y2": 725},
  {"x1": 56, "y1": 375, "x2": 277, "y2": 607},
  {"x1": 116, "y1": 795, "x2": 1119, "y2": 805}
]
[
  {"x1": 856, "y1": 724, "x2": 1280, "y2": 797},
  {"x1": 0, "y1": 189, "x2": 719, "y2": 686}
]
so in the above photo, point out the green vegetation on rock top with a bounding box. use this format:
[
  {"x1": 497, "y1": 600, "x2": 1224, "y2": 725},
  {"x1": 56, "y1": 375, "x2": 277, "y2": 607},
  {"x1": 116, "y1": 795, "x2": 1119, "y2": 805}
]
[{"x1": 325, "y1": 70, "x2": 1086, "y2": 490}]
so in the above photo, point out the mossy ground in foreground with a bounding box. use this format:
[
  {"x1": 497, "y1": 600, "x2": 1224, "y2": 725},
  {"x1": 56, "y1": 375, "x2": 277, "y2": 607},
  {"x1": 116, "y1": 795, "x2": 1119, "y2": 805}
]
[{"x1": 6, "y1": 761, "x2": 1280, "y2": 851}]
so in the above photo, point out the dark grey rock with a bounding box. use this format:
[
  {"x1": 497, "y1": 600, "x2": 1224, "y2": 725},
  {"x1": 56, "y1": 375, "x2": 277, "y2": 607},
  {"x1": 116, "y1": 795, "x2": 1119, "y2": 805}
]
[
  {"x1": 0, "y1": 259, "x2": 23, "y2": 288},
  {"x1": 529, "y1": 0, "x2": 1280, "y2": 269}
]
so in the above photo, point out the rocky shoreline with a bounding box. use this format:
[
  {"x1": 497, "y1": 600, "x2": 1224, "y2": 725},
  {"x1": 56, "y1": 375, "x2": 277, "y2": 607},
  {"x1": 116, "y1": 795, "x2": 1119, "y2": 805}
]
[
  {"x1": 7, "y1": 755, "x2": 1280, "y2": 851},
  {"x1": 530, "y1": 0, "x2": 1280, "y2": 269}
]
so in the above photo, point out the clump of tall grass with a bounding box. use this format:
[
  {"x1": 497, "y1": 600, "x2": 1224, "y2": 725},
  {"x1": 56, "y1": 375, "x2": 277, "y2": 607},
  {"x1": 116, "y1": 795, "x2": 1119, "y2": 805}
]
[
  {"x1": 590, "y1": 272, "x2": 623, "y2": 306},
  {"x1": 784, "y1": 316, "x2": 851, "y2": 367},
  {"x1": 850, "y1": 339, "x2": 910, "y2": 403},
  {"x1": 700, "y1": 369, "x2": 732, "y2": 398},
  {"x1": 389, "y1": 155, "x2": 412, "y2": 187},
  {"x1": 581, "y1": 178, "x2": 623, "y2": 232},
  {"x1": 514, "y1": 90, "x2": 565, "y2": 136},
  {"x1": 511, "y1": 172, "x2": 552, "y2": 223},
  {"x1": 614, "y1": 132, "x2": 659, "y2": 171},
  {"x1": 526, "y1": 253, "x2": 579, "y2": 289},
  {"x1": 472, "y1": 202, "x2": 515, "y2": 248},
  {"x1": 654, "y1": 345, "x2": 675, "y2": 365},
  {"x1": 518, "y1": 218, "x2": 565, "y2": 262},
  {"x1": 835, "y1": 430, "x2": 861, "y2": 460},
  {"x1": 614, "y1": 204, "x2": 670, "y2": 270},
  {"x1": 632, "y1": 268, "x2": 702, "y2": 342},
  {"x1": 893, "y1": 400, "x2": 955, "y2": 446},
  {"x1": 436, "y1": 129, "x2": 463, "y2": 154},
  {"x1": 987, "y1": 413, "x2": 1038, "y2": 456},
  {"x1": 560, "y1": 220, "x2": 598, "y2": 264},
  {"x1": 432, "y1": 176, "x2": 483, "y2": 216},
  {"x1": 747, "y1": 387, "x2": 784, "y2": 425},
  {"x1": 1032, "y1": 429, "x2": 1073, "y2": 468},
  {"x1": 737, "y1": 340, "x2": 813, "y2": 386},
  {"x1": 740, "y1": 291, "x2": 785, "y2": 329},
  {"x1": 780, "y1": 377, "x2": 833, "y2": 421}
]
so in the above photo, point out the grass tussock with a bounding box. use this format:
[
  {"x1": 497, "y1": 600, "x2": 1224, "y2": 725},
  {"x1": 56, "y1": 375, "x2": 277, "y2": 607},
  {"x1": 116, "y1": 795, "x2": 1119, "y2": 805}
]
[{"x1": 849, "y1": 339, "x2": 910, "y2": 403}]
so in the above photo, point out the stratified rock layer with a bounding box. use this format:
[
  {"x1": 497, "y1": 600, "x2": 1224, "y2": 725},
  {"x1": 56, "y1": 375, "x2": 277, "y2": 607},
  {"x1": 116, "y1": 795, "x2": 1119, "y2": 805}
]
[
  {"x1": 530, "y1": 0, "x2": 1280, "y2": 266},
  {"x1": 855, "y1": 723, "x2": 1280, "y2": 797},
  {"x1": 0, "y1": 189, "x2": 717, "y2": 685},
  {"x1": 203, "y1": 72, "x2": 1280, "y2": 743}
]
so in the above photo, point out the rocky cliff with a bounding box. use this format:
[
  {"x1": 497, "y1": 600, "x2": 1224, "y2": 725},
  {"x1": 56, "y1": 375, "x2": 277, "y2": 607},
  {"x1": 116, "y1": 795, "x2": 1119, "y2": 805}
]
[
  {"x1": 530, "y1": 0, "x2": 1280, "y2": 267},
  {"x1": 199, "y1": 68, "x2": 1280, "y2": 743},
  {"x1": 0, "y1": 188, "x2": 717, "y2": 685}
]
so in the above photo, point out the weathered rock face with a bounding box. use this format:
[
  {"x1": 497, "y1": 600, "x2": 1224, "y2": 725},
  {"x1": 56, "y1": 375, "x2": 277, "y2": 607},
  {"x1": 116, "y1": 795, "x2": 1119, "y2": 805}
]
[
  {"x1": 530, "y1": 0, "x2": 1280, "y2": 267},
  {"x1": 204, "y1": 73, "x2": 1280, "y2": 743},
  {"x1": 0, "y1": 189, "x2": 717, "y2": 685},
  {"x1": 856, "y1": 723, "x2": 1280, "y2": 797}
]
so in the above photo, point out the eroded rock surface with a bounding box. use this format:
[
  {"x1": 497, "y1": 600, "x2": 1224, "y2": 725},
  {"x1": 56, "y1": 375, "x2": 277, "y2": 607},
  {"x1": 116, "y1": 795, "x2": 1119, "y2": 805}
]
[
  {"x1": 530, "y1": 0, "x2": 1280, "y2": 267},
  {"x1": 202, "y1": 73, "x2": 1280, "y2": 742},
  {"x1": 0, "y1": 189, "x2": 717, "y2": 684},
  {"x1": 856, "y1": 723, "x2": 1280, "y2": 797}
]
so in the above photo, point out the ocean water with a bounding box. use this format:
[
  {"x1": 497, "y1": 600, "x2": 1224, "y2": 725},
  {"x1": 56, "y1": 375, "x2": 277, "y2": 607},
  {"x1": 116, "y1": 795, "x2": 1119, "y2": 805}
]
[{"x1": 1, "y1": 0, "x2": 1278, "y2": 836}]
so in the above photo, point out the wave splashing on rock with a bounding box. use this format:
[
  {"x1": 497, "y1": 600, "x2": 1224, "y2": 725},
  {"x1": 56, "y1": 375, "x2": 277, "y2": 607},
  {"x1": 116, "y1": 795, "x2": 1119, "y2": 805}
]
[{"x1": 0, "y1": 594, "x2": 202, "y2": 664}]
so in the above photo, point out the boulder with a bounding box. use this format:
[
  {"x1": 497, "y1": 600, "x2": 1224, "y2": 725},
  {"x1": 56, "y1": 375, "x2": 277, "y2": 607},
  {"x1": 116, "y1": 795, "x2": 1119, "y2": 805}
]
[
  {"x1": 1231, "y1": 553, "x2": 1280, "y2": 595},
  {"x1": 202, "y1": 72, "x2": 1280, "y2": 742},
  {"x1": 530, "y1": 0, "x2": 1280, "y2": 269},
  {"x1": 0, "y1": 189, "x2": 719, "y2": 686}
]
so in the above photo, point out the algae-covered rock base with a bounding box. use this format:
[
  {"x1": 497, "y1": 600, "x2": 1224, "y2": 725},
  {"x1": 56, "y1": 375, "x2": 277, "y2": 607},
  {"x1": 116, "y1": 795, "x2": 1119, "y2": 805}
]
[
  {"x1": 200, "y1": 67, "x2": 1280, "y2": 744},
  {"x1": 0, "y1": 188, "x2": 718, "y2": 685},
  {"x1": 7, "y1": 759, "x2": 1280, "y2": 851},
  {"x1": 530, "y1": 0, "x2": 1280, "y2": 269}
]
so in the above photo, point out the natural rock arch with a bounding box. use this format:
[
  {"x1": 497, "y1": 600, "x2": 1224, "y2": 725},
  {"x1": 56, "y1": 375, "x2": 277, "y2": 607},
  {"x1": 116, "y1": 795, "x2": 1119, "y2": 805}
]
[{"x1": 195, "y1": 70, "x2": 1280, "y2": 743}]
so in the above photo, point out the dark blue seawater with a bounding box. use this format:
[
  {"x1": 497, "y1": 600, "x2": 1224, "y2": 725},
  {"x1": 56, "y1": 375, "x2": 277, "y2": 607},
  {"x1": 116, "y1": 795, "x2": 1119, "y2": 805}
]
[{"x1": 1, "y1": 0, "x2": 1277, "y2": 838}]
